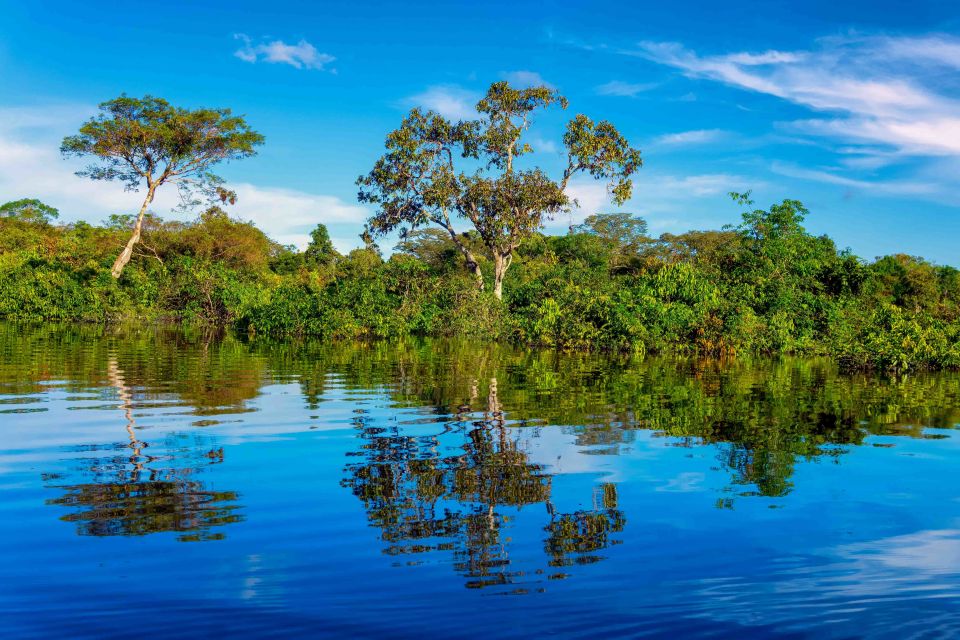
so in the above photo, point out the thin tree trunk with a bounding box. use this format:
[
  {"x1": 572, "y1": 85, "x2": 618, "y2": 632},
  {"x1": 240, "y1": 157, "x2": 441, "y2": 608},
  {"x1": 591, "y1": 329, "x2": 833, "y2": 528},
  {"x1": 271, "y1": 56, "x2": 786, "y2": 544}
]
[
  {"x1": 111, "y1": 185, "x2": 156, "y2": 278},
  {"x1": 464, "y1": 250, "x2": 485, "y2": 292},
  {"x1": 492, "y1": 253, "x2": 511, "y2": 300},
  {"x1": 441, "y1": 222, "x2": 485, "y2": 291}
]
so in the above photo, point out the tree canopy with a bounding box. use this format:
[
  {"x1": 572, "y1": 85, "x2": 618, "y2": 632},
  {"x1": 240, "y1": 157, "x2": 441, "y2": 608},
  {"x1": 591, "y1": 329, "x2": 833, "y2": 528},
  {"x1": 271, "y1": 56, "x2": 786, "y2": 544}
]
[
  {"x1": 0, "y1": 198, "x2": 60, "y2": 223},
  {"x1": 574, "y1": 212, "x2": 648, "y2": 247},
  {"x1": 304, "y1": 223, "x2": 340, "y2": 267},
  {"x1": 358, "y1": 81, "x2": 642, "y2": 299},
  {"x1": 61, "y1": 95, "x2": 264, "y2": 278}
]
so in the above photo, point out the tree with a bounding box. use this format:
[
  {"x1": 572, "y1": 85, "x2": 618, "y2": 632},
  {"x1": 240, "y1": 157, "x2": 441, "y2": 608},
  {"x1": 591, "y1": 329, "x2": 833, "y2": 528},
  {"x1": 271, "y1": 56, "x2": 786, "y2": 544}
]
[
  {"x1": 729, "y1": 191, "x2": 808, "y2": 243},
  {"x1": 574, "y1": 212, "x2": 649, "y2": 272},
  {"x1": 304, "y1": 223, "x2": 340, "y2": 266},
  {"x1": 61, "y1": 95, "x2": 264, "y2": 278},
  {"x1": 574, "y1": 212, "x2": 647, "y2": 248},
  {"x1": 0, "y1": 198, "x2": 59, "y2": 223},
  {"x1": 394, "y1": 227, "x2": 458, "y2": 268},
  {"x1": 358, "y1": 81, "x2": 642, "y2": 299}
]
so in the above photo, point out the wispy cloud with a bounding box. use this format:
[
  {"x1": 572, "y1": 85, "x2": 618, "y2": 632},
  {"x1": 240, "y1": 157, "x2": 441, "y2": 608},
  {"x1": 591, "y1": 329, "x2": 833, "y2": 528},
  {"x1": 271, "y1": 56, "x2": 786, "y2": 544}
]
[
  {"x1": 595, "y1": 80, "x2": 656, "y2": 97},
  {"x1": 233, "y1": 34, "x2": 335, "y2": 71},
  {"x1": 548, "y1": 172, "x2": 760, "y2": 234},
  {"x1": 564, "y1": 178, "x2": 613, "y2": 217},
  {"x1": 642, "y1": 173, "x2": 754, "y2": 197},
  {"x1": 631, "y1": 35, "x2": 960, "y2": 157},
  {"x1": 502, "y1": 70, "x2": 553, "y2": 88},
  {"x1": 770, "y1": 161, "x2": 940, "y2": 197},
  {"x1": 403, "y1": 85, "x2": 479, "y2": 120},
  {"x1": 652, "y1": 129, "x2": 727, "y2": 146}
]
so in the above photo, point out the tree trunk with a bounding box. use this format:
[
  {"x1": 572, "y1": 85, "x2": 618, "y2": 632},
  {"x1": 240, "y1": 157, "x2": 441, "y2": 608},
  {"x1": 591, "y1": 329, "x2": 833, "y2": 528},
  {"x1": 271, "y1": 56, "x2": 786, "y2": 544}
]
[
  {"x1": 110, "y1": 186, "x2": 156, "y2": 279},
  {"x1": 464, "y1": 251, "x2": 485, "y2": 292},
  {"x1": 493, "y1": 253, "x2": 511, "y2": 300},
  {"x1": 442, "y1": 223, "x2": 485, "y2": 292}
]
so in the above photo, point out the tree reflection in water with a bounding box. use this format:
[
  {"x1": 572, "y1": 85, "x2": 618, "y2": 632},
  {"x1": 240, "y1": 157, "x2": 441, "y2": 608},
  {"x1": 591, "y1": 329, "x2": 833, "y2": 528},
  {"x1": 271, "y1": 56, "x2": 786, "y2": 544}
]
[
  {"x1": 342, "y1": 376, "x2": 626, "y2": 592},
  {"x1": 5, "y1": 324, "x2": 956, "y2": 576},
  {"x1": 44, "y1": 357, "x2": 241, "y2": 542}
]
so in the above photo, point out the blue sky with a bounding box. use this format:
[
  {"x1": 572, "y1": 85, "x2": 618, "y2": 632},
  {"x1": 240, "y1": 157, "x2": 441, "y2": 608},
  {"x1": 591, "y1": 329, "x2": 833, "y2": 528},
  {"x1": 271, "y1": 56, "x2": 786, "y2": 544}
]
[{"x1": 1, "y1": 0, "x2": 958, "y2": 265}]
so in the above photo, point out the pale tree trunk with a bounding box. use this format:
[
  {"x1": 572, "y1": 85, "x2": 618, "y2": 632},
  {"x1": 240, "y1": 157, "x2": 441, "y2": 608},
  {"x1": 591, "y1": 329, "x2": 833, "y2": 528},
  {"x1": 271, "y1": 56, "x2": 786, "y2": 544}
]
[
  {"x1": 111, "y1": 184, "x2": 157, "y2": 278},
  {"x1": 492, "y1": 253, "x2": 512, "y2": 300}
]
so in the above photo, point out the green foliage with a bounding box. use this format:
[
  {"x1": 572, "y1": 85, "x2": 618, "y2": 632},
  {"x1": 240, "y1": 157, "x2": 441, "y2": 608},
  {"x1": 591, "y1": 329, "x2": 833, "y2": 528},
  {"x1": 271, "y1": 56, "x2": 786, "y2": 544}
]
[
  {"x1": 358, "y1": 80, "x2": 642, "y2": 298},
  {"x1": 61, "y1": 94, "x2": 264, "y2": 277},
  {"x1": 574, "y1": 212, "x2": 648, "y2": 248},
  {"x1": 832, "y1": 304, "x2": 960, "y2": 372},
  {"x1": 0, "y1": 192, "x2": 957, "y2": 372},
  {"x1": 61, "y1": 95, "x2": 264, "y2": 192},
  {"x1": 304, "y1": 223, "x2": 340, "y2": 267},
  {"x1": 0, "y1": 198, "x2": 60, "y2": 223}
]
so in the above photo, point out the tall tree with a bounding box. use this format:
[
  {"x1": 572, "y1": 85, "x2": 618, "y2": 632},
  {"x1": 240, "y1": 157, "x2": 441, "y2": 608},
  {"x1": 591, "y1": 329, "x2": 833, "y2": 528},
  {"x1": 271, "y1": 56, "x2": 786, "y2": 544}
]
[
  {"x1": 61, "y1": 95, "x2": 264, "y2": 278},
  {"x1": 304, "y1": 223, "x2": 340, "y2": 266},
  {"x1": 358, "y1": 81, "x2": 642, "y2": 299}
]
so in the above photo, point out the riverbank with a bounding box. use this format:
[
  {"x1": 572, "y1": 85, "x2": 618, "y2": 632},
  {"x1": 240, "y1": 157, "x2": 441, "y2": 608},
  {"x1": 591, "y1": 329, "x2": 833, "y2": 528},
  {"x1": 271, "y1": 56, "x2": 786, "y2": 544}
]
[{"x1": 1, "y1": 210, "x2": 958, "y2": 372}]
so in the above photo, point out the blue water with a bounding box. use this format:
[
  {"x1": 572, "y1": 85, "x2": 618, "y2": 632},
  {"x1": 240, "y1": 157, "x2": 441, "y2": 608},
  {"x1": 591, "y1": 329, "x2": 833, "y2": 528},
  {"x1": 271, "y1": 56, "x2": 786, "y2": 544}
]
[{"x1": 1, "y1": 326, "x2": 959, "y2": 638}]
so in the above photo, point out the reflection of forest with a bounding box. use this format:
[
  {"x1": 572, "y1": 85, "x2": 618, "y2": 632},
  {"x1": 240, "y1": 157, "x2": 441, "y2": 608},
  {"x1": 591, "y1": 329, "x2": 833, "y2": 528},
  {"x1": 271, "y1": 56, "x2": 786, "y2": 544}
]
[
  {"x1": 3, "y1": 323, "x2": 958, "y2": 548},
  {"x1": 341, "y1": 378, "x2": 626, "y2": 590},
  {"x1": 42, "y1": 354, "x2": 241, "y2": 542}
]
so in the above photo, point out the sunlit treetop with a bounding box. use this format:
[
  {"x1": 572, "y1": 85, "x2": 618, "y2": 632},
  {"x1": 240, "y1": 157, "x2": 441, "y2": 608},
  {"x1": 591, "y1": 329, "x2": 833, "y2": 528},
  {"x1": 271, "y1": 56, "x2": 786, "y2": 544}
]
[
  {"x1": 61, "y1": 95, "x2": 264, "y2": 196},
  {"x1": 0, "y1": 198, "x2": 59, "y2": 223},
  {"x1": 358, "y1": 80, "x2": 642, "y2": 298}
]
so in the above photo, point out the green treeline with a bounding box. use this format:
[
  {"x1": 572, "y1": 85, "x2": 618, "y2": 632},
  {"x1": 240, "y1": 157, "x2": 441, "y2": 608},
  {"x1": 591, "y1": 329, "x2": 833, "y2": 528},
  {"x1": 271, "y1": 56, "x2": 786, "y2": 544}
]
[
  {"x1": 3, "y1": 87, "x2": 958, "y2": 371},
  {"x1": 1, "y1": 198, "x2": 958, "y2": 371}
]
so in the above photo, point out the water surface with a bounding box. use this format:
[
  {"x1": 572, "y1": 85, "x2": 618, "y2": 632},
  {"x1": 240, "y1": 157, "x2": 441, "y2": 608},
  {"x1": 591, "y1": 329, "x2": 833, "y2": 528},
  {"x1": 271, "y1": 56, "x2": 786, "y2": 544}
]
[{"x1": 1, "y1": 323, "x2": 959, "y2": 638}]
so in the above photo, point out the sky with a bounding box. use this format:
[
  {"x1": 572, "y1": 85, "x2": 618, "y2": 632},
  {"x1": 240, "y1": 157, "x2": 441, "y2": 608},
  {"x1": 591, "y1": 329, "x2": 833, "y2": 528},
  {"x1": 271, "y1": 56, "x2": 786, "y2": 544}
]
[{"x1": 0, "y1": 0, "x2": 958, "y2": 265}]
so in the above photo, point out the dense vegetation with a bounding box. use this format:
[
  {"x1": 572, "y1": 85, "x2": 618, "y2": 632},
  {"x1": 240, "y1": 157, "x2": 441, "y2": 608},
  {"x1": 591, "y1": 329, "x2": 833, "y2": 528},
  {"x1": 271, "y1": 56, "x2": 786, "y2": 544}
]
[
  {"x1": 1, "y1": 194, "x2": 957, "y2": 371},
  {"x1": 3, "y1": 86, "x2": 957, "y2": 372}
]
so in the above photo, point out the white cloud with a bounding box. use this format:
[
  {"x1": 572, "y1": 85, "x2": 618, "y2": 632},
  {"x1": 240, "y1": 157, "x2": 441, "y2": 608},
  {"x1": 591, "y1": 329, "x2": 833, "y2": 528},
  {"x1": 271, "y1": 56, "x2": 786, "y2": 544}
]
[
  {"x1": 528, "y1": 135, "x2": 560, "y2": 155},
  {"x1": 0, "y1": 104, "x2": 95, "y2": 132},
  {"x1": 870, "y1": 35, "x2": 960, "y2": 71},
  {"x1": 0, "y1": 105, "x2": 366, "y2": 250},
  {"x1": 548, "y1": 172, "x2": 756, "y2": 234},
  {"x1": 723, "y1": 50, "x2": 807, "y2": 66},
  {"x1": 502, "y1": 70, "x2": 552, "y2": 88},
  {"x1": 230, "y1": 184, "x2": 368, "y2": 248},
  {"x1": 652, "y1": 129, "x2": 727, "y2": 146},
  {"x1": 565, "y1": 178, "x2": 612, "y2": 218},
  {"x1": 641, "y1": 173, "x2": 751, "y2": 198},
  {"x1": 403, "y1": 85, "x2": 479, "y2": 120},
  {"x1": 595, "y1": 80, "x2": 656, "y2": 97},
  {"x1": 770, "y1": 161, "x2": 939, "y2": 196},
  {"x1": 233, "y1": 34, "x2": 335, "y2": 71},
  {"x1": 632, "y1": 35, "x2": 960, "y2": 157}
]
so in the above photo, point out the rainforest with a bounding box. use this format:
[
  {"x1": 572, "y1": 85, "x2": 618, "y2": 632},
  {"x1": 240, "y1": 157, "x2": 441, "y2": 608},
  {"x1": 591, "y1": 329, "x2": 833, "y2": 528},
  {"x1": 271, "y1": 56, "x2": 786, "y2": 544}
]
[{"x1": 1, "y1": 192, "x2": 958, "y2": 371}]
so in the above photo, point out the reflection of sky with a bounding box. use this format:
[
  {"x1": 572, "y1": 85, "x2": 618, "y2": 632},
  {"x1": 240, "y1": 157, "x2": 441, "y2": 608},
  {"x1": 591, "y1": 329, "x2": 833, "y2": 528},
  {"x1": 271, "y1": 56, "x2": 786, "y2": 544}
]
[{"x1": 1, "y1": 367, "x2": 960, "y2": 637}]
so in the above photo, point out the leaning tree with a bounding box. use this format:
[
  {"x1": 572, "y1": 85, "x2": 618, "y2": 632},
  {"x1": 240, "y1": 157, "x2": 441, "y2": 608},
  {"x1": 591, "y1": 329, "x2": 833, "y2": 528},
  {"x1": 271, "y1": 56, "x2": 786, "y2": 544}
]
[
  {"x1": 62, "y1": 95, "x2": 264, "y2": 278},
  {"x1": 357, "y1": 81, "x2": 641, "y2": 299}
]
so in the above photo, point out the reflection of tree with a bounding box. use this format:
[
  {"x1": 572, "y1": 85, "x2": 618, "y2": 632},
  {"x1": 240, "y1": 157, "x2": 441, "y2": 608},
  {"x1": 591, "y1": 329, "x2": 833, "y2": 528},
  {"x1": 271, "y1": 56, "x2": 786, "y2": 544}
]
[
  {"x1": 0, "y1": 323, "x2": 265, "y2": 417},
  {"x1": 545, "y1": 484, "x2": 626, "y2": 568},
  {"x1": 49, "y1": 480, "x2": 240, "y2": 541},
  {"x1": 343, "y1": 380, "x2": 624, "y2": 592},
  {"x1": 6, "y1": 323, "x2": 960, "y2": 537},
  {"x1": 45, "y1": 357, "x2": 240, "y2": 542}
]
